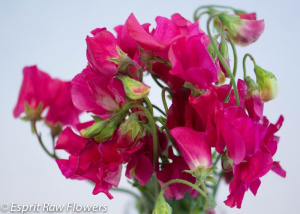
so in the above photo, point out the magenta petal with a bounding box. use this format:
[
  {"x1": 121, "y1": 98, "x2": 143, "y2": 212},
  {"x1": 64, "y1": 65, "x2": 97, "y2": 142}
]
[
  {"x1": 249, "y1": 179, "x2": 261, "y2": 196},
  {"x1": 86, "y1": 28, "x2": 119, "y2": 76},
  {"x1": 170, "y1": 127, "x2": 211, "y2": 170},
  {"x1": 271, "y1": 161, "x2": 286, "y2": 178},
  {"x1": 135, "y1": 155, "x2": 153, "y2": 186},
  {"x1": 55, "y1": 127, "x2": 87, "y2": 155},
  {"x1": 169, "y1": 35, "x2": 218, "y2": 90},
  {"x1": 126, "y1": 13, "x2": 165, "y2": 52}
]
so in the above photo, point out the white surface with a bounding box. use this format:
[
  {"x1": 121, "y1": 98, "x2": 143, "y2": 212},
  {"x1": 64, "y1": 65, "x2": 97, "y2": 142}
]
[{"x1": 0, "y1": 0, "x2": 299, "y2": 213}]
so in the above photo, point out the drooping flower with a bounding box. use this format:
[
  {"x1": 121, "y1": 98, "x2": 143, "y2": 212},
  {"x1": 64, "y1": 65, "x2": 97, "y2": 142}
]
[
  {"x1": 216, "y1": 12, "x2": 265, "y2": 47},
  {"x1": 254, "y1": 65, "x2": 278, "y2": 102},
  {"x1": 13, "y1": 65, "x2": 59, "y2": 119}
]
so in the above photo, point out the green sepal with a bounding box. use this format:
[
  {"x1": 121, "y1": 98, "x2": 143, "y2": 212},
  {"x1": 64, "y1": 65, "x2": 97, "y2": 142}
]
[
  {"x1": 233, "y1": 9, "x2": 247, "y2": 14},
  {"x1": 91, "y1": 115, "x2": 104, "y2": 122},
  {"x1": 24, "y1": 101, "x2": 43, "y2": 121},
  {"x1": 205, "y1": 176, "x2": 216, "y2": 184},
  {"x1": 120, "y1": 114, "x2": 142, "y2": 141},
  {"x1": 108, "y1": 46, "x2": 133, "y2": 72}
]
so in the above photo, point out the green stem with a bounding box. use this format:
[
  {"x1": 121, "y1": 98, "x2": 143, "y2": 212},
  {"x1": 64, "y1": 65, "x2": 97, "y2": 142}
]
[
  {"x1": 152, "y1": 104, "x2": 166, "y2": 116},
  {"x1": 212, "y1": 154, "x2": 222, "y2": 168},
  {"x1": 111, "y1": 187, "x2": 140, "y2": 199},
  {"x1": 161, "y1": 179, "x2": 207, "y2": 198},
  {"x1": 243, "y1": 53, "x2": 257, "y2": 80},
  {"x1": 162, "y1": 87, "x2": 171, "y2": 114},
  {"x1": 151, "y1": 74, "x2": 165, "y2": 89},
  {"x1": 226, "y1": 32, "x2": 238, "y2": 79},
  {"x1": 144, "y1": 96, "x2": 154, "y2": 117},
  {"x1": 194, "y1": 5, "x2": 236, "y2": 21},
  {"x1": 31, "y1": 121, "x2": 58, "y2": 159},
  {"x1": 200, "y1": 179, "x2": 208, "y2": 194},
  {"x1": 212, "y1": 171, "x2": 223, "y2": 198},
  {"x1": 207, "y1": 16, "x2": 240, "y2": 106}
]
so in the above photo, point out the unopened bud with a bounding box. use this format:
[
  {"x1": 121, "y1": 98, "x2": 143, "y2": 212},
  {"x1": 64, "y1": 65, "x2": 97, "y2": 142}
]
[
  {"x1": 221, "y1": 153, "x2": 233, "y2": 172},
  {"x1": 94, "y1": 120, "x2": 118, "y2": 142},
  {"x1": 153, "y1": 194, "x2": 172, "y2": 214},
  {"x1": 206, "y1": 38, "x2": 218, "y2": 61},
  {"x1": 118, "y1": 76, "x2": 150, "y2": 100},
  {"x1": 80, "y1": 120, "x2": 106, "y2": 138},
  {"x1": 254, "y1": 65, "x2": 278, "y2": 102},
  {"x1": 120, "y1": 114, "x2": 142, "y2": 141}
]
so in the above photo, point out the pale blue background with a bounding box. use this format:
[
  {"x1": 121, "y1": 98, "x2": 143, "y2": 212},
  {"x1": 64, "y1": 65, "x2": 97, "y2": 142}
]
[{"x1": 0, "y1": 0, "x2": 299, "y2": 213}]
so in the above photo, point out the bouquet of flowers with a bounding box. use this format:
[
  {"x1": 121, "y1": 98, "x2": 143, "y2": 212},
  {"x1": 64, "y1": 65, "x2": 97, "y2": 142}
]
[{"x1": 13, "y1": 4, "x2": 286, "y2": 214}]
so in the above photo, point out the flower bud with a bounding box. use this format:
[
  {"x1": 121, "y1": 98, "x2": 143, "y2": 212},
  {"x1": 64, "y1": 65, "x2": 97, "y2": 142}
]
[
  {"x1": 254, "y1": 65, "x2": 278, "y2": 102},
  {"x1": 221, "y1": 153, "x2": 233, "y2": 172},
  {"x1": 118, "y1": 76, "x2": 150, "y2": 100},
  {"x1": 93, "y1": 120, "x2": 118, "y2": 142},
  {"x1": 120, "y1": 114, "x2": 143, "y2": 141},
  {"x1": 206, "y1": 38, "x2": 218, "y2": 61},
  {"x1": 80, "y1": 120, "x2": 106, "y2": 138},
  {"x1": 153, "y1": 194, "x2": 172, "y2": 214}
]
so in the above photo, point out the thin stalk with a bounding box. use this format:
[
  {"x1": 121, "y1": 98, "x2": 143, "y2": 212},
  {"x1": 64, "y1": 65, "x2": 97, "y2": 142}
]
[
  {"x1": 212, "y1": 172, "x2": 223, "y2": 198},
  {"x1": 243, "y1": 53, "x2": 257, "y2": 80},
  {"x1": 31, "y1": 121, "x2": 57, "y2": 159},
  {"x1": 144, "y1": 96, "x2": 154, "y2": 116},
  {"x1": 194, "y1": 5, "x2": 236, "y2": 21},
  {"x1": 151, "y1": 74, "x2": 165, "y2": 89},
  {"x1": 152, "y1": 104, "x2": 166, "y2": 116},
  {"x1": 111, "y1": 187, "x2": 140, "y2": 199},
  {"x1": 162, "y1": 87, "x2": 171, "y2": 114},
  {"x1": 207, "y1": 16, "x2": 240, "y2": 106}
]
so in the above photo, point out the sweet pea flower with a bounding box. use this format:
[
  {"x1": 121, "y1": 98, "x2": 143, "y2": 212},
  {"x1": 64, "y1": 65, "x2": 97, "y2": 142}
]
[
  {"x1": 55, "y1": 127, "x2": 123, "y2": 199},
  {"x1": 71, "y1": 66, "x2": 126, "y2": 118},
  {"x1": 170, "y1": 127, "x2": 212, "y2": 170},
  {"x1": 217, "y1": 12, "x2": 265, "y2": 47},
  {"x1": 13, "y1": 65, "x2": 58, "y2": 119},
  {"x1": 169, "y1": 35, "x2": 218, "y2": 90},
  {"x1": 157, "y1": 147, "x2": 197, "y2": 200},
  {"x1": 45, "y1": 81, "x2": 82, "y2": 127},
  {"x1": 86, "y1": 28, "x2": 122, "y2": 76}
]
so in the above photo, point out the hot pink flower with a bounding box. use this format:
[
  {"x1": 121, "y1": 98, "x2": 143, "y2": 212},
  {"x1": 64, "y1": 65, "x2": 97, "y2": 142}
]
[
  {"x1": 71, "y1": 66, "x2": 126, "y2": 117},
  {"x1": 169, "y1": 35, "x2": 218, "y2": 90},
  {"x1": 55, "y1": 127, "x2": 123, "y2": 199},
  {"x1": 86, "y1": 28, "x2": 121, "y2": 76},
  {"x1": 218, "y1": 12, "x2": 265, "y2": 47},
  {"x1": 13, "y1": 65, "x2": 58, "y2": 118},
  {"x1": 170, "y1": 127, "x2": 212, "y2": 170},
  {"x1": 45, "y1": 81, "x2": 81, "y2": 127},
  {"x1": 157, "y1": 147, "x2": 197, "y2": 200}
]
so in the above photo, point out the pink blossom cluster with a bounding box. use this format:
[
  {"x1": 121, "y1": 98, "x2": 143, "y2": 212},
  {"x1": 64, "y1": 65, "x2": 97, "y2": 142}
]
[{"x1": 14, "y1": 9, "x2": 285, "y2": 211}]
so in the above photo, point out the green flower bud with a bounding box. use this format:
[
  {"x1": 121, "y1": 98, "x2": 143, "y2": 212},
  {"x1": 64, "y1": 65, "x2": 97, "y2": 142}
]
[
  {"x1": 206, "y1": 38, "x2": 218, "y2": 61},
  {"x1": 217, "y1": 13, "x2": 243, "y2": 37},
  {"x1": 118, "y1": 76, "x2": 150, "y2": 100},
  {"x1": 153, "y1": 194, "x2": 172, "y2": 214},
  {"x1": 221, "y1": 153, "x2": 233, "y2": 172},
  {"x1": 120, "y1": 114, "x2": 143, "y2": 141},
  {"x1": 219, "y1": 39, "x2": 229, "y2": 59},
  {"x1": 254, "y1": 65, "x2": 278, "y2": 102},
  {"x1": 245, "y1": 76, "x2": 259, "y2": 97},
  {"x1": 80, "y1": 120, "x2": 106, "y2": 138},
  {"x1": 93, "y1": 120, "x2": 118, "y2": 142}
]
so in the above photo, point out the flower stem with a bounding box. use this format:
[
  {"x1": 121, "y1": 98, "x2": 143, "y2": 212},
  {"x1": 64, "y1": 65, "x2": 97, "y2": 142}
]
[
  {"x1": 212, "y1": 171, "x2": 223, "y2": 198},
  {"x1": 144, "y1": 96, "x2": 154, "y2": 117},
  {"x1": 152, "y1": 104, "x2": 166, "y2": 116},
  {"x1": 31, "y1": 120, "x2": 58, "y2": 159},
  {"x1": 162, "y1": 87, "x2": 171, "y2": 115},
  {"x1": 194, "y1": 5, "x2": 236, "y2": 21},
  {"x1": 207, "y1": 16, "x2": 240, "y2": 106},
  {"x1": 243, "y1": 53, "x2": 257, "y2": 80}
]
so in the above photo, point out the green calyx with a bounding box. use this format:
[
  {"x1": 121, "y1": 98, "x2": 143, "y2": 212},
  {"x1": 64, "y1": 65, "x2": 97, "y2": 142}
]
[
  {"x1": 80, "y1": 119, "x2": 106, "y2": 138},
  {"x1": 93, "y1": 120, "x2": 118, "y2": 142},
  {"x1": 217, "y1": 13, "x2": 243, "y2": 37},
  {"x1": 108, "y1": 46, "x2": 134, "y2": 72},
  {"x1": 24, "y1": 101, "x2": 44, "y2": 121}
]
